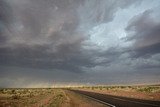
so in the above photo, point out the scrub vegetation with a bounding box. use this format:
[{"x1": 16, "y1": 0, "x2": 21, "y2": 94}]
[
  {"x1": 77, "y1": 85, "x2": 160, "y2": 93},
  {"x1": 0, "y1": 88, "x2": 108, "y2": 107},
  {"x1": 0, "y1": 88, "x2": 59, "y2": 107}
]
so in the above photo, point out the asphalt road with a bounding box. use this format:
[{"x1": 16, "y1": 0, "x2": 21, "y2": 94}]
[{"x1": 71, "y1": 90, "x2": 160, "y2": 107}]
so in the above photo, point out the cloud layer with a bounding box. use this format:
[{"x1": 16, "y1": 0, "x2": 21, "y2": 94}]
[{"x1": 0, "y1": 0, "x2": 160, "y2": 87}]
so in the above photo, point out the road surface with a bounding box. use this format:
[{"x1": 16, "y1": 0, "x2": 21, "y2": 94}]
[{"x1": 71, "y1": 90, "x2": 160, "y2": 107}]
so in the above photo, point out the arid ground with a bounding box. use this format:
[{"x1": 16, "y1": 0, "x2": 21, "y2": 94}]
[
  {"x1": 0, "y1": 85, "x2": 160, "y2": 107},
  {"x1": 0, "y1": 88, "x2": 108, "y2": 107}
]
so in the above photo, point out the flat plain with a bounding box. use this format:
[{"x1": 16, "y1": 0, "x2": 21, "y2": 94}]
[
  {"x1": 0, "y1": 85, "x2": 160, "y2": 107},
  {"x1": 0, "y1": 88, "x2": 108, "y2": 107}
]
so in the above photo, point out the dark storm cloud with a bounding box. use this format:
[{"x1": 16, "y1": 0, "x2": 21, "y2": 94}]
[
  {"x1": 0, "y1": 0, "x2": 139, "y2": 73},
  {"x1": 0, "y1": 44, "x2": 93, "y2": 73},
  {"x1": 126, "y1": 10, "x2": 160, "y2": 58},
  {"x1": 0, "y1": 0, "x2": 85, "y2": 73},
  {"x1": 1, "y1": 0, "x2": 159, "y2": 87},
  {"x1": 92, "y1": 47, "x2": 124, "y2": 66},
  {"x1": 0, "y1": 0, "x2": 13, "y2": 44}
]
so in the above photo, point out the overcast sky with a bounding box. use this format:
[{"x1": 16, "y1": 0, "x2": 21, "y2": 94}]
[{"x1": 0, "y1": 0, "x2": 160, "y2": 87}]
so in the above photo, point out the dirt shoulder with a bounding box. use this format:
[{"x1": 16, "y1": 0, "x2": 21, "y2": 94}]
[{"x1": 62, "y1": 90, "x2": 109, "y2": 107}]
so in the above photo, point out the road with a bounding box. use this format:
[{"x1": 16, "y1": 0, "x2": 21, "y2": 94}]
[{"x1": 71, "y1": 90, "x2": 160, "y2": 107}]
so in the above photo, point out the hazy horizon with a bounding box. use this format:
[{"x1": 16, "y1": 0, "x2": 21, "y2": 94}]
[{"x1": 0, "y1": 0, "x2": 160, "y2": 88}]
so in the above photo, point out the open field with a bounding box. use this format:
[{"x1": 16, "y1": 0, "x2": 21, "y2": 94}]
[
  {"x1": 0, "y1": 85, "x2": 160, "y2": 107},
  {"x1": 0, "y1": 88, "x2": 108, "y2": 107},
  {"x1": 73, "y1": 85, "x2": 160, "y2": 101}
]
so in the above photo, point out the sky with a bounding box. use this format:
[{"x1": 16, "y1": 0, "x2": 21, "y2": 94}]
[{"x1": 0, "y1": 0, "x2": 160, "y2": 88}]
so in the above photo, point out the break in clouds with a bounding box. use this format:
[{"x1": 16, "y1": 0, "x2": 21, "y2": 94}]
[{"x1": 0, "y1": 0, "x2": 160, "y2": 87}]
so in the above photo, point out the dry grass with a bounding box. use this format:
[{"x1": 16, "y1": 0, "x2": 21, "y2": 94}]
[
  {"x1": 0, "y1": 88, "x2": 108, "y2": 107},
  {"x1": 0, "y1": 88, "x2": 62, "y2": 107}
]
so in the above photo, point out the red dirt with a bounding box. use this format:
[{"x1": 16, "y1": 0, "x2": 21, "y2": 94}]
[{"x1": 32, "y1": 93, "x2": 54, "y2": 107}]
